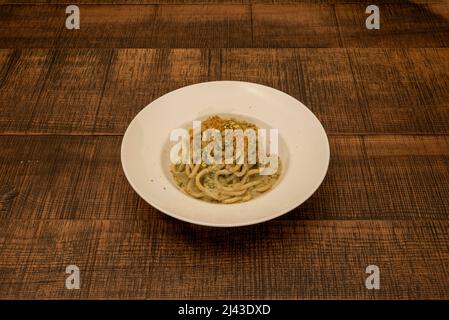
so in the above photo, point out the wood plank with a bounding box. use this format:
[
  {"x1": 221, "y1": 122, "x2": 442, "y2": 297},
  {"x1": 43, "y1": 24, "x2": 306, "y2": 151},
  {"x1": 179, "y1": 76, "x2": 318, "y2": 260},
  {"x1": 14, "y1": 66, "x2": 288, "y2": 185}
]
[
  {"x1": 255, "y1": 0, "x2": 448, "y2": 3},
  {"x1": 294, "y1": 48, "x2": 368, "y2": 132},
  {"x1": 0, "y1": 218, "x2": 447, "y2": 299},
  {"x1": 220, "y1": 48, "x2": 368, "y2": 133},
  {"x1": 0, "y1": 0, "x2": 446, "y2": 4},
  {"x1": 1, "y1": 48, "x2": 448, "y2": 135},
  {"x1": 0, "y1": 0, "x2": 249, "y2": 3},
  {"x1": 58, "y1": 4, "x2": 252, "y2": 48},
  {"x1": 0, "y1": 48, "x2": 209, "y2": 134},
  {"x1": 336, "y1": 3, "x2": 449, "y2": 47},
  {"x1": 0, "y1": 49, "x2": 15, "y2": 85},
  {"x1": 94, "y1": 48, "x2": 210, "y2": 133},
  {"x1": 0, "y1": 4, "x2": 252, "y2": 48},
  {"x1": 0, "y1": 49, "x2": 56, "y2": 133},
  {"x1": 1, "y1": 135, "x2": 448, "y2": 220},
  {"x1": 363, "y1": 135, "x2": 449, "y2": 217},
  {"x1": 149, "y1": 4, "x2": 252, "y2": 47},
  {"x1": 252, "y1": 4, "x2": 342, "y2": 47},
  {"x1": 348, "y1": 48, "x2": 449, "y2": 133},
  {"x1": 428, "y1": 3, "x2": 449, "y2": 46},
  {"x1": 0, "y1": 5, "x2": 158, "y2": 48},
  {"x1": 0, "y1": 136, "x2": 149, "y2": 220},
  {"x1": 0, "y1": 5, "x2": 64, "y2": 48},
  {"x1": 0, "y1": 4, "x2": 448, "y2": 48},
  {"x1": 27, "y1": 49, "x2": 112, "y2": 134},
  {"x1": 220, "y1": 49, "x2": 302, "y2": 103},
  {"x1": 226, "y1": 47, "x2": 449, "y2": 134},
  {"x1": 59, "y1": 5, "x2": 158, "y2": 48}
]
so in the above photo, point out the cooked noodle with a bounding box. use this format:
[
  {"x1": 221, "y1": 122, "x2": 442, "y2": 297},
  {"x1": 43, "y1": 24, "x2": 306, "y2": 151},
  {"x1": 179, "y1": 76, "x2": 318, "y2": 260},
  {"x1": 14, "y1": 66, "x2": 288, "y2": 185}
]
[{"x1": 170, "y1": 116, "x2": 281, "y2": 204}]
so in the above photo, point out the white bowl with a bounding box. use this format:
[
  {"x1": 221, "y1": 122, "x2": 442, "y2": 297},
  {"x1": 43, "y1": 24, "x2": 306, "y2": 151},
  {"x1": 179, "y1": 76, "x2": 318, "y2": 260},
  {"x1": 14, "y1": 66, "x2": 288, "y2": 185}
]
[{"x1": 121, "y1": 81, "x2": 330, "y2": 227}]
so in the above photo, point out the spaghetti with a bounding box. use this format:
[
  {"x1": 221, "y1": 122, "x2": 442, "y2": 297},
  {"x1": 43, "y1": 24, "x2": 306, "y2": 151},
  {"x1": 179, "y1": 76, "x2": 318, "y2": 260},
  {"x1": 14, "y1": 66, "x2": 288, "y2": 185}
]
[{"x1": 170, "y1": 116, "x2": 281, "y2": 204}]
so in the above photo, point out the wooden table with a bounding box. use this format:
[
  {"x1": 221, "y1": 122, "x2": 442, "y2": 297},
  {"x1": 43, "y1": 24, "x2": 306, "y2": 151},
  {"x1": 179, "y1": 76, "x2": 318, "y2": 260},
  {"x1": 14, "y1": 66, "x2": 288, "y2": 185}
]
[{"x1": 0, "y1": 0, "x2": 448, "y2": 299}]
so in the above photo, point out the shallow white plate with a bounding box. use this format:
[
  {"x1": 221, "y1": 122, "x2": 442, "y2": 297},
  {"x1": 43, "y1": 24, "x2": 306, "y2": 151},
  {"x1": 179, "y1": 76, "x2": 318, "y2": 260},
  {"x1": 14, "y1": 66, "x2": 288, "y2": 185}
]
[{"x1": 121, "y1": 81, "x2": 329, "y2": 227}]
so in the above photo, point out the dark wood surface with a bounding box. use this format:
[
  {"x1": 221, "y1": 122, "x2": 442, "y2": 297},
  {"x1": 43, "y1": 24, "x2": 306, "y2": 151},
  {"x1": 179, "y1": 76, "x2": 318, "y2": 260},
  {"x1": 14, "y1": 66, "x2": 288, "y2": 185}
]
[
  {"x1": 0, "y1": 3, "x2": 449, "y2": 48},
  {"x1": 0, "y1": 1, "x2": 448, "y2": 299}
]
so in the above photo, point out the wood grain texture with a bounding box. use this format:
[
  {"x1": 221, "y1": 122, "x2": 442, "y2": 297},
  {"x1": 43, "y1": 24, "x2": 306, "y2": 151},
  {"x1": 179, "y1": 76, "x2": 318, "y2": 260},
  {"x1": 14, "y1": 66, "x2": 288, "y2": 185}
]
[
  {"x1": 1, "y1": 48, "x2": 448, "y2": 134},
  {"x1": 0, "y1": 0, "x2": 447, "y2": 4},
  {"x1": 150, "y1": 5, "x2": 252, "y2": 47},
  {"x1": 0, "y1": 5, "x2": 64, "y2": 48},
  {"x1": 363, "y1": 135, "x2": 449, "y2": 217},
  {"x1": 336, "y1": 3, "x2": 449, "y2": 47},
  {"x1": 252, "y1": 4, "x2": 342, "y2": 47},
  {"x1": 0, "y1": 49, "x2": 56, "y2": 133},
  {"x1": 0, "y1": 49, "x2": 113, "y2": 133},
  {"x1": 0, "y1": 3, "x2": 448, "y2": 48},
  {"x1": 59, "y1": 4, "x2": 252, "y2": 48},
  {"x1": 347, "y1": 48, "x2": 449, "y2": 133},
  {"x1": 0, "y1": 1, "x2": 448, "y2": 300},
  {"x1": 0, "y1": 4, "x2": 253, "y2": 48},
  {"x1": 0, "y1": 0, "x2": 249, "y2": 3},
  {"x1": 1, "y1": 135, "x2": 448, "y2": 220},
  {"x1": 95, "y1": 48, "x2": 210, "y2": 133},
  {"x1": 0, "y1": 218, "x2": 448, "y2": 299}
]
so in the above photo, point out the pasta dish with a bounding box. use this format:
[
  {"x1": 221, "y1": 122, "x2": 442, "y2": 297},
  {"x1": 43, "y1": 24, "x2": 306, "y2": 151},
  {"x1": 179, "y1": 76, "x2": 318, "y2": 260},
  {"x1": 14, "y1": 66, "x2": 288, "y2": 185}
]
[{"x1": 170, "y1": 116, "x2": 281, "y2": 204}]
